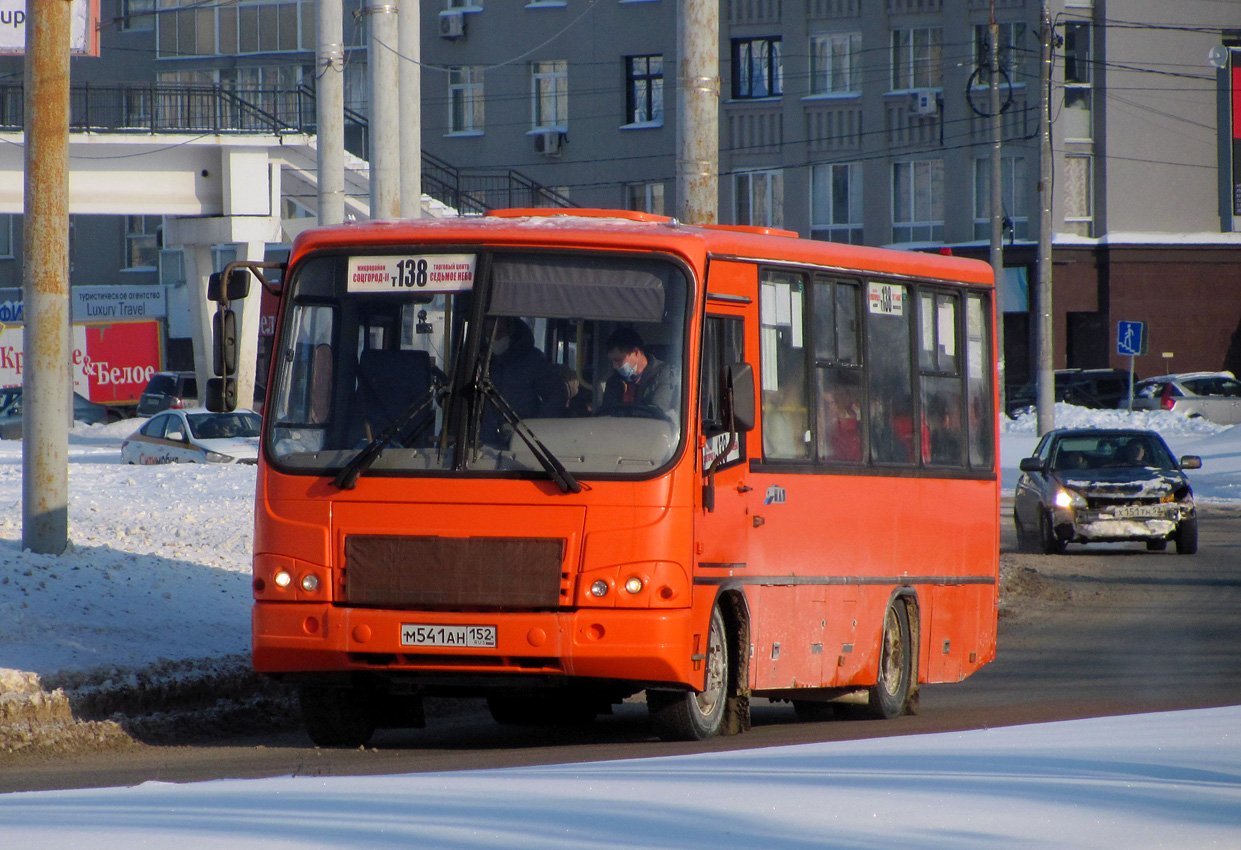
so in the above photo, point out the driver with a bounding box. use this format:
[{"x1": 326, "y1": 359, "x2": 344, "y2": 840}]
[{"x1": 601, "y1": 327, "x2": 676, "y2": 417}]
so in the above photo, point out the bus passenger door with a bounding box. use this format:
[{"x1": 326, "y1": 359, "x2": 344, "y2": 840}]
[{"x1": 696, "y1": 313, "x2": 754, "y2": 578}]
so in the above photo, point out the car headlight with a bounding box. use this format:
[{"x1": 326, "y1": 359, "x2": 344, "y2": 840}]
[
  {"x1": 203, "y1": 450, "x2": 232, "y2": 463},
  {"x1": 1054, "y1": 487, "x2": 1086, "y2": 508}
]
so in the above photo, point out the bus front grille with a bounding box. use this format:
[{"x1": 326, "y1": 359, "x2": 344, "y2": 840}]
[{"x1": 344, "y1": 534, "x2": 567, "y2": 609}]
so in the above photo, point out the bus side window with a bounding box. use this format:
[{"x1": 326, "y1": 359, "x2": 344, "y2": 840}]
[
  {"x1": 965, "y1": 294, "x2": 994, "y2": 469},
  {"x1": 813, "y1": 278, "x2": 863, "y2": 463},
  {"x1": 760, "y1": 271, "x2": 810, "y2": 460},
  {"x1": 919, "y1": 291, "x2": 965, "y2": 467},
  {"x1": 700, "y1": 315, "x2": 746, "y2": 459},
  {"x1": 866, "y1": 281, "x2": 915, "y2": 464}
]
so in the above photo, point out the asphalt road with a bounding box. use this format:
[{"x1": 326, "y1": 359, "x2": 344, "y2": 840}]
[{"x1": 4, "y1": 503, "x2": 1240, "y2": 794}]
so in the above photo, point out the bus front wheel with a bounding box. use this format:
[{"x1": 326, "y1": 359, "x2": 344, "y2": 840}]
[
  {"x1": 298, "y1": 685, "x2": 377, "y2": 748},
  {"x1": 648, "y1": 607, "x2": 729, "y2": 741},
  {"x1": 866, "y1": 601, "x2": 913, "y2": 719}
]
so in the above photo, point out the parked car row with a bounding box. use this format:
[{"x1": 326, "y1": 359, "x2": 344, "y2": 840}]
[
  {"x1": 1005, "y1": 368, "x2": 1133, "y2": 418},
  {"x1": 1014, "y1": 428, "x2": 1200, "y2": 556},
  {"x1": 0, "y1": 387, "x2": 121, "y2": 440}
]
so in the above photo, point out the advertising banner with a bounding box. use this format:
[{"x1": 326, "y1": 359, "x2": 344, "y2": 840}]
[
  {"x1": 0, "y1": 0, "x2": 100, "y2": 56},
  {"x1": 0, "y1": 319, "x2": 163, "y2": 405}
]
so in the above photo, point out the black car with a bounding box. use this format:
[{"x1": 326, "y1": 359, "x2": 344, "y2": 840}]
[
  {"x1": 0, "y1": 386, "x2": 119, "y2": 440},
  {"x1": 1006, "y1": 368, "x2": 1135, "y2": 417},
  {"x1": 1013, "y1": 428, "x2": 1200, "y2": 555},
  {"x1": 137, "y1": 371, "x2": 199, "y2": 416}
]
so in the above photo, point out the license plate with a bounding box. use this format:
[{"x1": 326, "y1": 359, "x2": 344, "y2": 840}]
[
  {"x1": 401, "y1": 624, "x2": 496, "y2": 648},
  {"x1": 1110, "y1": 505, "x2": 1162, "y2": 519}
]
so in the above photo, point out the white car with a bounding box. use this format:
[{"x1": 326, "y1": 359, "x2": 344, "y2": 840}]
[
  {"x1": 122, "y1": 408, "x2": 261, "y2": 465},
  {"x1": 1122, "y1": 371, "x2": 1241, "y2": 424}
]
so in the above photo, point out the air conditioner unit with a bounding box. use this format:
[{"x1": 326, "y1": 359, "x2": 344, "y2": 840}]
[
  {"x1": 534, "y1": 131, "x2": 564, "y2": 156},
  {"x1": 912, "y1": 89, "x2": 939, "y2": 116},
  {"x1": 440, "y1": 11, "x2": 465, "y2": 39}
]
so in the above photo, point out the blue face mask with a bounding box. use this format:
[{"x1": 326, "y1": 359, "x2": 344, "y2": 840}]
[{"x1": 617, "y1": 360, "x2": 638, "y2": 381}]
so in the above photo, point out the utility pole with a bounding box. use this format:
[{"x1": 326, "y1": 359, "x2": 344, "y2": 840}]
[
  {"x1": 317, "y1": 0, "x2": 345, "y2": 226},
  {"x1": 398, "y1": 0, "x2": 421, "y2": 219},
  {"x1": 675, "y1": 0, "x2": 719, "y2": 225},
  {"x1": 988, "y1": 9, "x2": 1006, "y2": 417},
  {"x1": 22, "y1": 0, "x2": 72, "y2": 555},
  {"x1": 1035, "y1": 5, "x2": 1055, "y2": 434},
  {"x1": 366, "y1": 0, "x2": 400, "y2": 220}
]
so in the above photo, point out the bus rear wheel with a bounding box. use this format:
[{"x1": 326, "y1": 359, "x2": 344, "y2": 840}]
[
  {"x1": 866, "y1": 601, "x2": 912, "y2": 719},
  {"x1": 298, "y1": 685, "x2": 377, "y2": 748},
  {"x1": 648, "y1": 607, "x2": 729, "y2": 741}
]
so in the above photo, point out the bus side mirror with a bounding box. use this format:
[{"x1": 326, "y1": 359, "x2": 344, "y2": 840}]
[
  {"x1": 208, "y1": 268, "x2": 251, "y2": 303},
  {"x1": 725, "y1": 362, "x2": 755, "y2": 432},
  {"x1": 213, "y1": 308, "x2": 238, "y2": 377},
  {"x1": 206, "y1": 377, "x2": 237, "y2": 413}
]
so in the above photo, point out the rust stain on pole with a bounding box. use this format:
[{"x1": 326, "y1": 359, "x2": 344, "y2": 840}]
[
  {"x1": 676, "y1": 0, "x2": 719, "y2": 226},
  {"x1": 22, "y1": 0, "x2": 73, "y2": 554}
]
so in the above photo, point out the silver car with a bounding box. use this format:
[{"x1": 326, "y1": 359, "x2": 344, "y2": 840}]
[
  {"x1": 1121, "y1": 371, "x2": 1241, "y2": 424},
  {"x1": 1014, "y1": 428, "x2": 1200, "y2": 555}
]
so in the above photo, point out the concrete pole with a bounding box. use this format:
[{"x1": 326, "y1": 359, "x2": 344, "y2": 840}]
[
  {"x1": 317, "y1": 0, "x2": 346, "y2": 226},
  {"x1": 398, "y1": 0, "x2": 421, "y2": 219},
  {"x1": 183, "y1": 244, "x2": 216, "y2": 408},
  {"x1": 675, "y1": 0, "x2": 719, "y2": 225},
  {"x1": 988, "y1": 13, "x2": 1006, "y2": 416},
  {"x1": 22, "y1": 0, "x2": 72, "y2": 555},
  {"x1": 367, "y1": 0, "x2": 400, "y2": 220},
  {"x1": 1036, "y1": 5, "x2": 1055, "y2": 434}
]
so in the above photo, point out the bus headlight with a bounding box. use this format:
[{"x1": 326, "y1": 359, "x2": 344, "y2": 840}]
[
  {"x1": 300, "y1": 574, "x2": 320, "y2": 592},
  {"x1": 274, "y1": 570, "x2": 293, "y2": 588},
  {"x1": 589, "y1": 580, "x2": 610, "y2": 598},
  {"x1": 624, "y1": 577, "x2": 644, "y2": 594}
]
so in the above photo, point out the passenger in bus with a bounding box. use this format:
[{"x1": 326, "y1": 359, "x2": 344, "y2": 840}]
[
  {"x1": 561, "y1": 365, "x2": 594, "y2": 417},
  {"x1": 480, "y1": 317, "x2": 567, "y2": 445},
  {"x1": 601, "y1": 327, "x2": 677, "y2": 417},
  {"x1": 819, "y1": 388, "x2": 862, "y2": 461}
]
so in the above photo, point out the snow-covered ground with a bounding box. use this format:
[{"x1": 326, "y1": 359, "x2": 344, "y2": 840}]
[
  {"x1": 0, "y1": 706, "x2": 1238, "y2": 848},
  {"x1": 1, "y1": 405, "x2": 1239, "y2": 844}
]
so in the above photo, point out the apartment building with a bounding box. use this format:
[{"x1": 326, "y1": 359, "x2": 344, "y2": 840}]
[{"x1": 0, "y1": 0, "x2": 1237, "y2": 380}]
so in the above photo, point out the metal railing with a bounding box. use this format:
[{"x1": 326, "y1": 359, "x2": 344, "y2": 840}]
[{"x1": 0, "y1": 82, "x2": 574, "y2": 214}]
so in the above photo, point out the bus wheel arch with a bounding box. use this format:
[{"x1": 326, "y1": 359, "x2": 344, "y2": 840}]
[
  {"x1": 648, "y1": 589, "x2": 750, "y2": 740},
  {"x1": 867, "y1": 592, "x2": 919, "y2": 719}
]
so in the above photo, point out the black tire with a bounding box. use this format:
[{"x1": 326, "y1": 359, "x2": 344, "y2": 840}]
[
  {"x1": 299, "y1": 685, "x2": 377, "y2": 748},
  {"x1": 1146, "y1": 539, "x2": 1167, "y2": 552},
  {"x1": 791, "y1": 700, "x2": 836, "y2": 722},
  {"x1": 1014, "y1": 513, "x2": 1037, "y2": 553},
  {"x1": 648, "y1": 607, "x2": 729, "y2": 741},
  {"x1": 1176, "y1": 517, "x2": 1198, "y2": 555},
  {"x1": 866, "y1": 601, "x2": 913, "y2": 719},
  {"x1": 1039, "y1": 510, "x2": 1066, "y2": 555},
  {"x1": 486, "y1": 691, "x2": 599, "y2": 727}
]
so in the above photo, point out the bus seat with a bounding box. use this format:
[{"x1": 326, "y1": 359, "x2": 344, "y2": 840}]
[{"x1": 353, "y1": 348, "x2": 433, "y2": 444}]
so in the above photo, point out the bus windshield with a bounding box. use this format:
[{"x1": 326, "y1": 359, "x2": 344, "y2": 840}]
[{"x1": 267, "y1": 249, "x2": 690, "y2": 481}]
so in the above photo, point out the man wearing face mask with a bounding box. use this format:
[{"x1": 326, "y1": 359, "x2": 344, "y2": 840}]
[{"x1": 601, "y1": 327, "x2": 677, "y2": 417}]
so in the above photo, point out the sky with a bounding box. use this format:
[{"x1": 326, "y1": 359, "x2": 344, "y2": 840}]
[{"x1": 1, "y1": 404, "x2": 1239, "y2": 844}]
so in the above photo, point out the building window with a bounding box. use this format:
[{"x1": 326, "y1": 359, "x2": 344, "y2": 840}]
[
  {"x1": 1063, "y1": 154, "x2": 1093, "y2": 236},
  {"x1": 972, "y1": 23, "x2": 1026, "y2": 87},
  {"x1": 735, "y1": 170, "x2": 784, "y2": 228},
  {"x1": 531, "y1": 60, "x2": 568, "y2": 130},
  {"x1": 732, "y1": 37, "x2": 782, "y2": 99},
  {"x1": 810, "y1": 162, "x2": 863, "y2": 244},
  {"x1": 158, "y1": 0, "x2": 315, "y2": 58},
  {"x1": 125, "y1": 216, "x2": 162, "y2": 269},
  {"x1": 891, "y1": 27, "x2": 943, "y2": 91},
  {"x1": 1063, "y1": 21, "x2": 1092, "y2": 139},
  {"x1": 0, "y1": 214, "x2": 12, "y2": 258},
  {"x1": 625, "y1": 55, "x2": 663, "y2": 124},
  {"x1": 973, "y1": 157, "x2": 1029, "y2": 240},
  {"x1": 809, "y1": 32, "x2": 861, "y2": 95},
  {"x1": 449, "y1": 66, "x2": 484, "y2": 134},
  {"x1": 446, "y1": 0, "x2": 482, "y2": 8},
  {"x1": 120, "y1": 0, "x2": 156, "y2": 31},
  {"x1": 892, "y1": 160, "x2": 943, "y2": 243},
  {"x1": 626, "y1": 181, "x2": 665, "y2": 215}
]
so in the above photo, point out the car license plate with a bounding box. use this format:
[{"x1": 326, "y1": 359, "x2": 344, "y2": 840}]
[
  {"x1": 1110, "y1": 505, "x2": 1162, "y2": 519},
  {"x1": 401, "y1": 624, "x2": 496, "y2": 648}
]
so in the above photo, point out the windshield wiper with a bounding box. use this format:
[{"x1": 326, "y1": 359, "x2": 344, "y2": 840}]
[
  {"x1": 333, "y1": 380, "x2": 442, "y2": 490},
  {"x1": 477, "y1": 377, "x2": 581, "y2": 494}
]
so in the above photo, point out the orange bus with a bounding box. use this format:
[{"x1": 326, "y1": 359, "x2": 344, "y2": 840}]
[{"x1": 209, "y1": 209, "x2": 999, "y2": 746}]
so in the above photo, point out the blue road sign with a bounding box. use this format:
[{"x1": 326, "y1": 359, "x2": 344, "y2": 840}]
[{"x1": 1117, "y1": 320, "x2": 1146, "y2": 357}]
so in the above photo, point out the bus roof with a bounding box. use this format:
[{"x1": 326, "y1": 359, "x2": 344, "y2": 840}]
[{"x1": 289, "y1": 209, "x2": 994, "y2": 287}]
